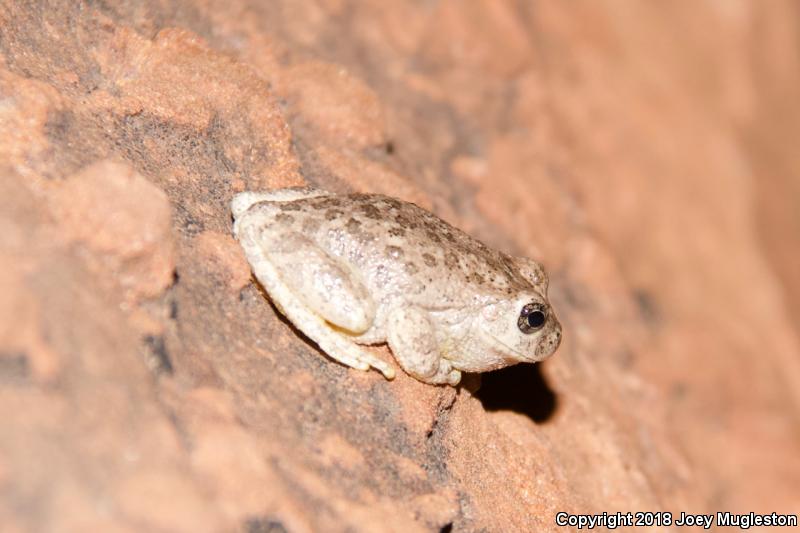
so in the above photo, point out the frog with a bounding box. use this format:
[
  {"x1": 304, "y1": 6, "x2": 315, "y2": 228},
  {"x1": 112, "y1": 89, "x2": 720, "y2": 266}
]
[{"x1": 231, "y1": 187, "x2": 562, "y2": 386}]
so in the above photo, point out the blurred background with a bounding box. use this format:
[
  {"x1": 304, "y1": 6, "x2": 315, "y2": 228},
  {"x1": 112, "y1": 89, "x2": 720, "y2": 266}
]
[{"x1": 1, "y1": 1, "x2": 798, "y2": 531}]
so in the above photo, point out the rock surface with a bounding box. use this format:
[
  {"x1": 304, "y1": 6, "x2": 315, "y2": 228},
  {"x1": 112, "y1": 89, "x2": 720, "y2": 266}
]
[{"x1": 1, "y1": 2, "x2": 799, "y2": 532}]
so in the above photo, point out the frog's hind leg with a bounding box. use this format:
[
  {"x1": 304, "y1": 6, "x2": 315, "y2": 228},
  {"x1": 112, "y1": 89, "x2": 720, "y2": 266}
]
[
  {"x1": 235, "y1": 222, "x2": 395, "y2": 379},
  {"x1": 273, "y1": 280, "x2": 395, "y2": 379},
  {"x1": 266, "y1": 273, "x2": 396, "y2": 379},
  {"x1": 231, "y1": 187, "x2": 329, "y2": 218}
]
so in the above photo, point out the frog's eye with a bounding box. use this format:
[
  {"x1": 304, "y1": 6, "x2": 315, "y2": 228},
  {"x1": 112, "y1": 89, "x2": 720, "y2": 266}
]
[{"x1": 518, "y1": 303, "x2": 547, "y2": 334}]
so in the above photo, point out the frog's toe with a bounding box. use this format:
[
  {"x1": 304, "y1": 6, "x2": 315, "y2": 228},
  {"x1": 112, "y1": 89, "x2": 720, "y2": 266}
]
[
  {"x1": 317, "y1": 335, "x2": 395, "y2": 379},
  {"x1": 445, "y1": 369, "x2": 462, "y2": 386},
  {"x1": 372, "y1": 360, "x2": 396, "y2": 380},
  {"x1": 422, "y1": 359, "x2": 461, "y2": 386},
  {"x1": 353, "y1": 356, "x2": 394, "y2": 379},
  {"x1": 315, "y1": 337, "x2": 368, "y2": 371},
  {"x1": 350, "y1": 348, "x2": 396, "y2": 379}
]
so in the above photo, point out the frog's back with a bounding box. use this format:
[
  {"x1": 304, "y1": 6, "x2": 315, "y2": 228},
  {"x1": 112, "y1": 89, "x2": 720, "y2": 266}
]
[{"x1": 253, "y1": 193, "x2": 532, "y2": 306}]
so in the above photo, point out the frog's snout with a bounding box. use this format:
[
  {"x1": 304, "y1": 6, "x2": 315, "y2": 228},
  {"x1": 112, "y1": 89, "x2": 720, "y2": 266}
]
[
  {"x1": 549, "y1": 326, "x2": 562, "y2": 352},
  {"x1": 537, "y1": 321, "x2": 562, "y2": 358}
]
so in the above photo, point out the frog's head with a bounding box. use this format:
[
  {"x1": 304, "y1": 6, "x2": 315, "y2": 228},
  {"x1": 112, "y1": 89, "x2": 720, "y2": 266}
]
[{"x1": 478, "y1": 291, "x2": 562, "y2": 364}]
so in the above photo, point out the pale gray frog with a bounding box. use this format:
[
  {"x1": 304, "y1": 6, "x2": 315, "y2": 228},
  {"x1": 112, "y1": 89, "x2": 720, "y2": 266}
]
[{"x1": 231, "y1": 187, "x2": 562, "y2": 386}]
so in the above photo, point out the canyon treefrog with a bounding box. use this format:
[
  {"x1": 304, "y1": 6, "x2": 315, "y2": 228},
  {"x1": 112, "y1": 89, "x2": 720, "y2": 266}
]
[{"x1": 232, "y1": 188, "x2": 562, "y2": 385}]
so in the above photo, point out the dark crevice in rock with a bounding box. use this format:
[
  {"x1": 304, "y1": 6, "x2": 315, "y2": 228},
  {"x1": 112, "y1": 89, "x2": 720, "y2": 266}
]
[
  {"x1": 243, "y1": 516, "x2": 289, "y2": 533},
  {"x1": 426, "y1": 389, "x2": 458, "y2": 440},
  {"x1": 633, "y1": 288, "x2": 661, "y2": 326},
  {"x1": 0, "y1": 351, "x2": 30, "y2": 384},
  {"x1": 143, "y1": 335, "x2": 174, "y2": 376},
  {"x1": 423, "y1": 389, "x2": 458, "y2": 483}
]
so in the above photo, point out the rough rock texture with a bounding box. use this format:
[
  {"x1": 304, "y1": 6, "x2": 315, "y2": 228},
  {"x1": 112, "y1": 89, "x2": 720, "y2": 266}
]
[{"x1": 1, "y1": 2, "x2": 799, "y2": 532}]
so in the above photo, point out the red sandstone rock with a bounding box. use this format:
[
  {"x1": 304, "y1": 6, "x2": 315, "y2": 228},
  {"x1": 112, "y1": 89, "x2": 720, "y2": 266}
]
[
  {"x1": 0, "y1": 1, "x2": 798, "y2": 532},
  {"x1": 49, "y1": 159, "x2": 175, "y2": 301},
  {"x1": 193, "y1": 231, "x2": 252, "y2": 292},
  {"x1": 279, "y1": 60, "x2": 387, "y2": 150}
]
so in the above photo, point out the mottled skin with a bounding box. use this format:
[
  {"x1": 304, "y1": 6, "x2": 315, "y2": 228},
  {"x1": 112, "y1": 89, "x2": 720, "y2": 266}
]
[{"x1": 232, "y1": 187, "x2": 562, "y2": 385}]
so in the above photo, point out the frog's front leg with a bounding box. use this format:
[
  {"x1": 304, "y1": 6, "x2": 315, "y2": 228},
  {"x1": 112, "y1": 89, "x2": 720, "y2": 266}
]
[
  {"x1": 236, "y1": 223, "x2": 395, "y2": 379},
  {"x1": 386, "y1": 307, "x2": 461, "y2": 385}
]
